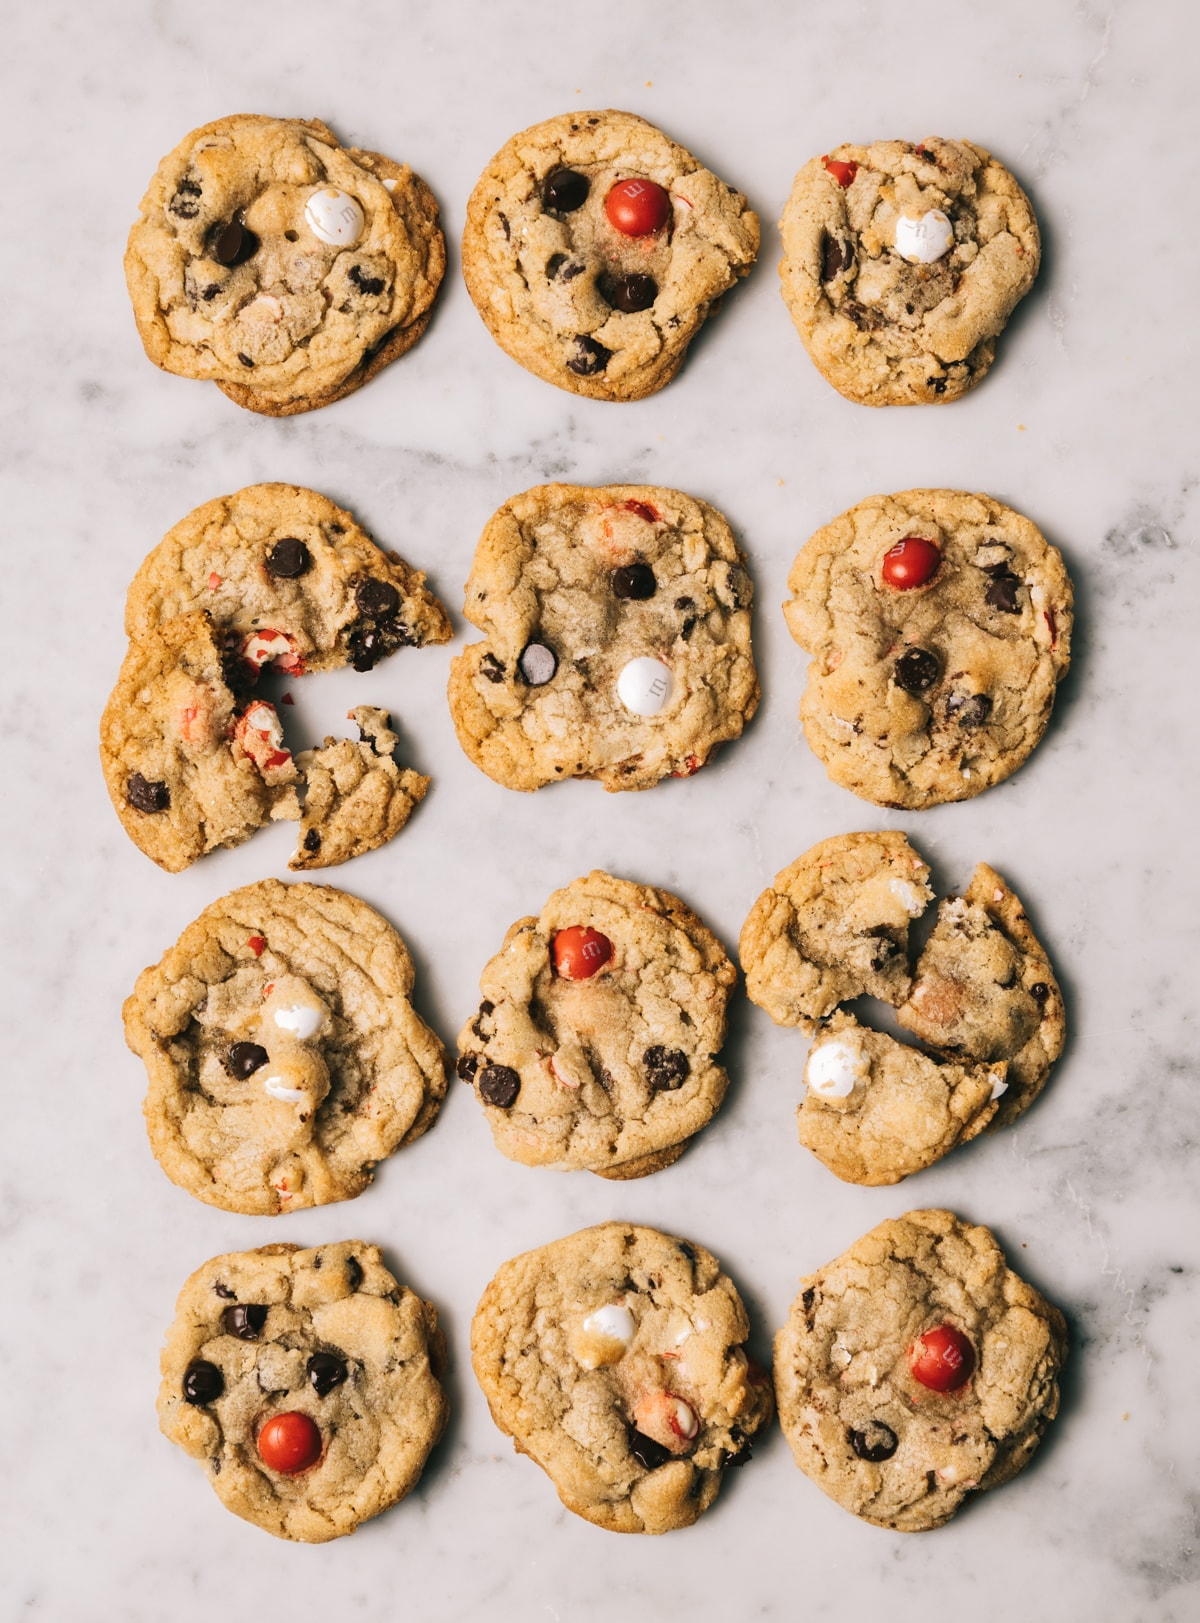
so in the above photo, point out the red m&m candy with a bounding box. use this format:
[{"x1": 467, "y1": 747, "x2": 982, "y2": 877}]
[
  {"x1": 909, "y1": 1324, "x2": 975, "y2": 1392},
  {"x1": 605, "y1": 178, "x2": 671, "y2": 238},
  {"x1": 552, "y1": 927, "x2": 614, "y2": 980},
  {"x1": 881, "y1": 536, "x2": 941, "y2": 590},
  {"x1": 257, "y1": 1411, "x2": 323, "y2": 1474}
]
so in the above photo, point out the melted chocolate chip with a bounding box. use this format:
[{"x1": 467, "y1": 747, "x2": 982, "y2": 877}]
[
  {"x1": 238, "y1": 353, "x2": 254, "y2": 368},
  {"x1": 1030, "y1": 982, "x2": 1050, "y2": 1003},
  {"x1": 202, "y1": 284, "x2": 220, "y2": 301},
  {"x1": 127, "y1": 773, "x2": 169, "y2": 813},
  {"x1": 226, "y1": 1042, "x2": 269, "y2": 1079},
  {"x1": 169, "y1": 177, "x2": 202, "y2": 218},
  {"x1": 821, "y1": 233, "x2": 853, "y2": 281},
  {"x1": 183, "y1": 1360, "x2": 224, "y2": 1405},
  {"x1": 214, "y1": 1282, "x2": 236, "y2": 1300},
  {"x1": 675, "y1": 596, "x2": 695, "y2": 611},
  {"x1": 348, "y1": 265, "x2": 386, "y2": 296},
  {"x1": 355, "y1": 578, "x2": 400, "y2": 618},
  {"x1": 984, "y1": 568, "x2": 1023, "y2": 613},
  {"x1": 519, "y1": 642, "x2": 558, "y2": 685},
  {"x1": 222, "y1": 1303, "x2": 268, "y2": 1340},
  {"x1": 609, "y1": 273, "x2": 657, "y2": 312},
  {"x1": 681, "y1": 616, "x2": 697, "y2": 641},
  {"x1": 307, "y1": 1352, "x2": 348, "y2": 1397},
  {"x1": 644, "y1": 1046, "x2": 690, "y2": 1091},
  {"x1": 546, "y1": 253, "x2": 568, "y2": 280},
  {"x1": 849, "y1": 1421, "x2": 898, "y2": 1462},
  {"x1": 456, "y1": 1053, "x2": 479, "y2": 1082},
  {"x1": 894, "y1": 647, "x2": 940, "y2": 694},
  {"x1": 266, "y1": 537, "x2": 311, "y2": 578},
  {"x1": 567, "y1": 335, "x2": 610, "y2": 376},
  {"x1": 471, "y1": 1001, "x2": 494, "y2": 1038},
  {"x1": 612, "y1": 563, "x2": 656, "y2": 600},
  {"x1": 723, "y1": 1438, "x2": 753, "y2": 1468},
  {"x1": 478, "y1": 1064, "x2": 520, "y2": 1108},
  {"x1": 480, "y1": 653, "x2": 506, "y2": 684},
  {"x1": 801, "y1": 1288, "x2": 817, "y2": 1323},
  {"x1": 213, "y1": 220, "x2": 259, "y2": 266},
  {"x1": 544, "y1": 167, "x2": 589, "y2": 213},
  {"x1": 946, "y1": 692, "x2": 993, "y2": 728},
  {"x1": 345, "y1": 1255, "x2": 363, "y2": 1290},
  {"x1": 303, "y1": 829, "x2": 321, "y2": 853},
  {"x1": 629, "y1": 1429, "x2": 672, "y2": 1471}
]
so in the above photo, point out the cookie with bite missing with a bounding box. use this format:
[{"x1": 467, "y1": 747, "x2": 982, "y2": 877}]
[
  {"x1": 472, "y1": 1223, "x2": 773, "y2": 1533},
  {"x1": 124, "y1": 880, "x2": 446, "y2": 1214},
  {"x1": 158, "y1": 1241, "x2": 447, "y2": 1541},
  {"x1": 779, "y1": 138, "x2": 1039, "y2": 405},
  {"x1": 774, "y1": 1209, "x2": 1067, "y2": 1530},
  {"x1": 462, "y1": 110, "x2": 759, "y2": 400},
  {"x1": 125, "y1": 116, "x2": 445, "y2": 415}
]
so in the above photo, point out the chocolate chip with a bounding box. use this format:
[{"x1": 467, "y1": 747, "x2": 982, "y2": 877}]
[
  {"x1": 456, "y1": 1053, "x2": 479, "y2": 1082},
  {"x1": 984, "y1": 568, "x2": 1023, "y2": 613},
  {"x1": 471, "y1": 1001, "x2": 494, "y2": 1038},
  {"x1": 202, "y1": 284, "x2": 220, "y2": 301},
  {"x1": 213, "y1": 220, "x2": 259, "y2": 266},
  {"x1": 546, "y1": 253, "x2": 568, "y2": 280},
  {"x1": 612, "y1": 564, "x2": 656, "y2": 600},
  {"x1": 480, "y1": 653, "x2": 506, "y2": 683},
  {"x1": 238, "y1": 353, "x2": 254, "y2": 367},
  {"x1": 801, "y1": 1288, "x2": 817, "y2": 1324},
  {"x1": 821, "y1": 233, "x2": 853, "y2": 281},
  {"x1": 644, "y1": 1046, "x2": 690, "y2": 1091},
  {"x1": 894, "y1": 647, "x2": 940, "y2": 694},
  {"x1": 345, "y1": 1255, "x2": 364, "y2": 1290},
  {"x1": 567, "y1": 335, "x2": 610, "y2": 376},
  {"x1": 127, "y1": 773, "x2": 169, "y2": 813},
  {"x1": 222, "y1": 1304, "x2": 268, "y2": 1340},
  {"x1": 675, "y1": 596, "x2": 695, "y2": 611},
  {"x1": 497, "y1": 212, "x2": 510, "y2": 240},
  {"x1": 183, "y1": 1360, "x2": 224, "y2": 1405},
  {"x1": 519, "y1": 642, "x2": 558, "y2": 685},
  {"x1": 609, "y1": 274, "x2": 657, "y2": 312},
  {"x1": 478, "y1": 1064, "x2": 520, "y2": 1108},
  {"x1": 348, "y1": 265, "x2": 386, "y2": 296},
  {"x1": 629, "y1": 1429, "x2": 672, "y2": 1471},
  {"x1": 543, "y1": 167, "x2": 589, "y2": 213},
  {"x1": 303, "y1": 829, "x2": 321, "y2": 853},
  {"x1": 849, "y1": 1421, "x2": 898, "y2": 1462},
  {"x1": 266, "y1": 537, "x2": 311, "y2": 578},
  {"x1": 946, "y1": 692, "x2": 992, "y2": 728},
  {"x1": 560, "y1": 262, "x2": 585, "y2": 282},
  {"x1": 226, "y1": 1042, "x2": 269, "y2": 1079},
  {"x1": 723, "y1": 1438, "x2": 753, "y2": 1467},
  {"x1": 681, "y1": 616, "x2": 697, "y2": 641},
  {"x1": 214, "y1": 1282, "x2": 236, "y2": 1299},
  {"x1": 307, "y1": 1352, "x2": 348, "y2": 1397},
  {"x1": 169, "y1": 177, "x2": 202, "y2": 218},
  {"x1": 355, "y1": 578, "x2": 400, "y2": 618},
  {"x1": 1030, "y1": 982, "x2": 1049, "y2": 1003}
]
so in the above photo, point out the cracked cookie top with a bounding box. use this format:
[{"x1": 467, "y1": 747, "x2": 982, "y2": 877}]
[
  {"x1": 124, "y1": 880, "x2": 446, "y2": 1214},
  {"x1": 774, "y1": 1209, "x2": 1067, "y2": 1531},
  {"x1": 472, "y1": 1223, "x2": 773, "y2": 1534},
  {"x1": 455, "y1": 871, "x2": 735, "y2": 1178},
  {"x1": 125, "y1": 116, "x2": 445, "y2": 415},
  {"x1": 462, "y1": 110, "x2": 759, "y2": 400},
  {"x1": 785, "y1": 490, "x2": 1073, "y2": 808},
  {"x1": 158, "y1": 1241, "x2": 447, "y2": 1541},
  {"x1": 447, "y1": 484, "x2": 758, "y2": 792},
  {"x1": 779, "y1": 138, "x2": 1039, "y2": 405}
]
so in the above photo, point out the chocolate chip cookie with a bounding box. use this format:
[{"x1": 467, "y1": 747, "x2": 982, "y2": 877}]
[
  {"x1": 462, "y1": 110, "x2": 759, "y2": 400},
  {"x1": 126, "y1": 116, "x2": 445, "y2": 415},
  {"x1": 291, "y1": 707, "x2": 428, "y2": 871},
  {"x1": 774, "y1": 1209, "x2": 1067, "y2": 1530},
  {"x1": 125, "y1": 880, "x2": 446, "y2": 1214},
  {"x1": 779, "y1": 139, "x2": 1039, "y2": 405},
  {"x1": 447, "y1": 484, "x2": 758, "y2": 792},
  {"x1": 159, "y1": 1241, "x2": 448, "y2": 1540},
  {"x1": 456, "y1": 871, "x2": 736, "y2": 1179},
  {"x1": 785, "y1": 490, "x2": 1073, "y2": 808},
  {"x1": 472, "y1": 1223, "x2": 773, "y2": 1533}
]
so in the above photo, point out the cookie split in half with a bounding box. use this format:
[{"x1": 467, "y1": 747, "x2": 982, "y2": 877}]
[
  {"x1": 125, "y1": 116, "x2": 445, "y2": 415},
  {"x1": 774, "y1": 1209, "x2": 1067, "y2": 1530},
  {"x1": 448, "y1": 484, "x2": 758, "y2": 792},
  {"x1": 125, "y1": 880, "x2": 446, "y2": 1214},
  {"x1": 457, "y1": 870, "x2": 736, "y2": 1179},
  {"x1": 158, "y1": 1241, "x2": 448, "y2": 1540},
  {"x1": 785, "y1": 489, "x2": 1073, "y2": 808},
  {"x1": 472, "y1": 1223, "x2": 773, "y2": 1533},
  {"x1": 779, "y1": 138, "x2": 1039, "y2": 405},
  {"x1": 463, "y1": 110, "x2": 759, "y2": 400}
]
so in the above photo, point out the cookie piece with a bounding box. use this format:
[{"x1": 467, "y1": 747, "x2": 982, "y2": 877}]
[
  {"x1": 448, "y1": 484, "x2": 757, "y2": 792},
  {"x1": 291, "y1": 708, "x2": 428, "y2": 871},
  {"x1": 472, "y1": 1223, "x2": 773, "y2": 1533},
  {"x1": 159, "y1": 1241, "x2": 447, "y2": 1541},
  {"x1": 740, "y1": 832, "x2": 933, "y2": 1032},
  {"x1": 779, "y1": 138, "x2": 1039, "y2": 405},
  {"x1": 774, "y1": 1209, "x2": 1067, "y2": 1530},
  {"x1": 456, "y1": 871, "x2": 735, "y2": 1178},
  {"x1": 125, "y1": 116, "x2": 445, "y2": 415},
  {"x1": 125, "y1": 880, "x2": 446, "y2": 1214},
  {"x1": 125, "y1": 484, "x2": 450, "y2": 675},
  {"x1": 785, "y1": 490, "x2": 1073, "y2": 808},
  {"x1": 462, "y1": 110, "x2": 758, "y2": 400},
  {"x1": 898, "y1": 863, "x2": 1064, "y2": 1130}
]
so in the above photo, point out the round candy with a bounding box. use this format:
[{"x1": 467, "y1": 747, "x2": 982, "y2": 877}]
[
  {"x1": 552, "y1": 926, "x2": 614, "y2": 980},
  {"x1": 256, "y1": 1410, "x2": 323, "y2": 1474},
  {"x1": 604, "y1": 177, "x2": 671, "y2": 237},
  {"x1": 805, "y1": 1037, "x2": 868, "y2": 1099},
  {"x1": 272, "y1": 1001, "x2": 323, "y2": 1040},
  {"x1": 881, "y1": 536, "x2": 941, "y2": 590},
  {"x1": 894, "y1": 209, "x2": 954, "y2": 265},
  {"x1": 304, "y1": 187, "x2": 365, "y2": 248},
  {"x1": 616, "y1": 656, "x2": 673, "y2": 717},
  {"x1": 519, "y1": 642, "x2": 558, "y2": 686},
  {"x1": 909, "y1": 1323, "x2": 975, "y2": 1392}
]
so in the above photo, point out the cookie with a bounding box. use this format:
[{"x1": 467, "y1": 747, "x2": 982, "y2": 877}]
[
  {"x1": 472, "y1": 1223, "x2": 773, "y2": 1533},
  {"x1": 456, "y1": 871, "x2": 735, "y2": 1178},
  {"x1": 447, "y1": 484, "x2": 758, "y2": 792},
  {"x1": 158, "y1": 1241, "x2": 447, "y2": 1541},
  {"x1": 125, "y1": 483, "x2": 451, "y2": 675},
  {"x1": 291, "y1": 707, "x2": 428, "y2": 871},
  {"x1": 125, "y1": 116, "x2": 445, "y2": 415},
  {"x1": 774, "y1": 1209, "x2": 1067, "y2": 1530},
  {"x1": 779, "y1": 139, "x2": 1039, "y2": 405},
  {"x1": 124, "y1": 880, "x2": 446, "y2": 1214},
  {"x1": 784, "y1": 490, "x2": 1073, "y2": 808},
  {"x1": 462, "y1": 110, "x2": 759, "y2": 400}
]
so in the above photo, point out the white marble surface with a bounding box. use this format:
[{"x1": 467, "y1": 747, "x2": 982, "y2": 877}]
[{"x1": 3, "y1": 2, "x2": 1199, "y2": 1618}]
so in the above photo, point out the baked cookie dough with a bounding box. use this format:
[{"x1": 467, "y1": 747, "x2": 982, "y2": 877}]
[
  {"x1": 124, "y1": 880, "x2": 446, "y2": 1214},
  {"x1": 126, "y1": 116, "x2": 445, "y2": 415},
  {"x1": 448, "y1": 484, "x2": 757, "y2": 792},
  {"x1": 159, "y1": 1241, "x2": 447, "y2": 1541},
  {"x1": 779, "y1": 138, "x2": 1039, "y2": 405},
  {"x1": 456, "y1": 871, "x2": 735, "y2": 1179},
  {"x1": 774, "y1": 1209, "x2": 1067, "y2": 1530},
  {"x1": 472, "y1": 1223, "x2": 773, "y2": 1533},
  {"x1": 462, "y1": 110, "x2": 759, "y2": 400},
  {"x1": 292, "y1": 707, "x2": 428, "y2": 871},
  {"x1": 784, "y1": 490, "x2": 1072, "y2": 808}
]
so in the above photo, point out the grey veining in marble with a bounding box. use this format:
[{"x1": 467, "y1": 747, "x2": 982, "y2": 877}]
[{"x1": 2, "y1": 2, "x2": 1199, "y2": 1619}]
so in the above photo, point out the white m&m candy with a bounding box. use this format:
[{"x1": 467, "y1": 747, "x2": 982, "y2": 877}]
[
  {"x1": 617, "y1": 657, "x2": 673, "y2": 717},
  {"x1": 305, "y1": 187, "x2": 365, "y2": 247},
  {"x1": 893, "y1": 209, "x2": 954, "y2": 264},
  {"x1": 263, "y1": 1073, "x2": 307, "y2": 1103},
  {"x1": 273, "y1": 1002, "x2": 323, "y2": 1041},
  {"x1": 805, "y1": 1035, "x2": 870, "y2": 1099}
]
